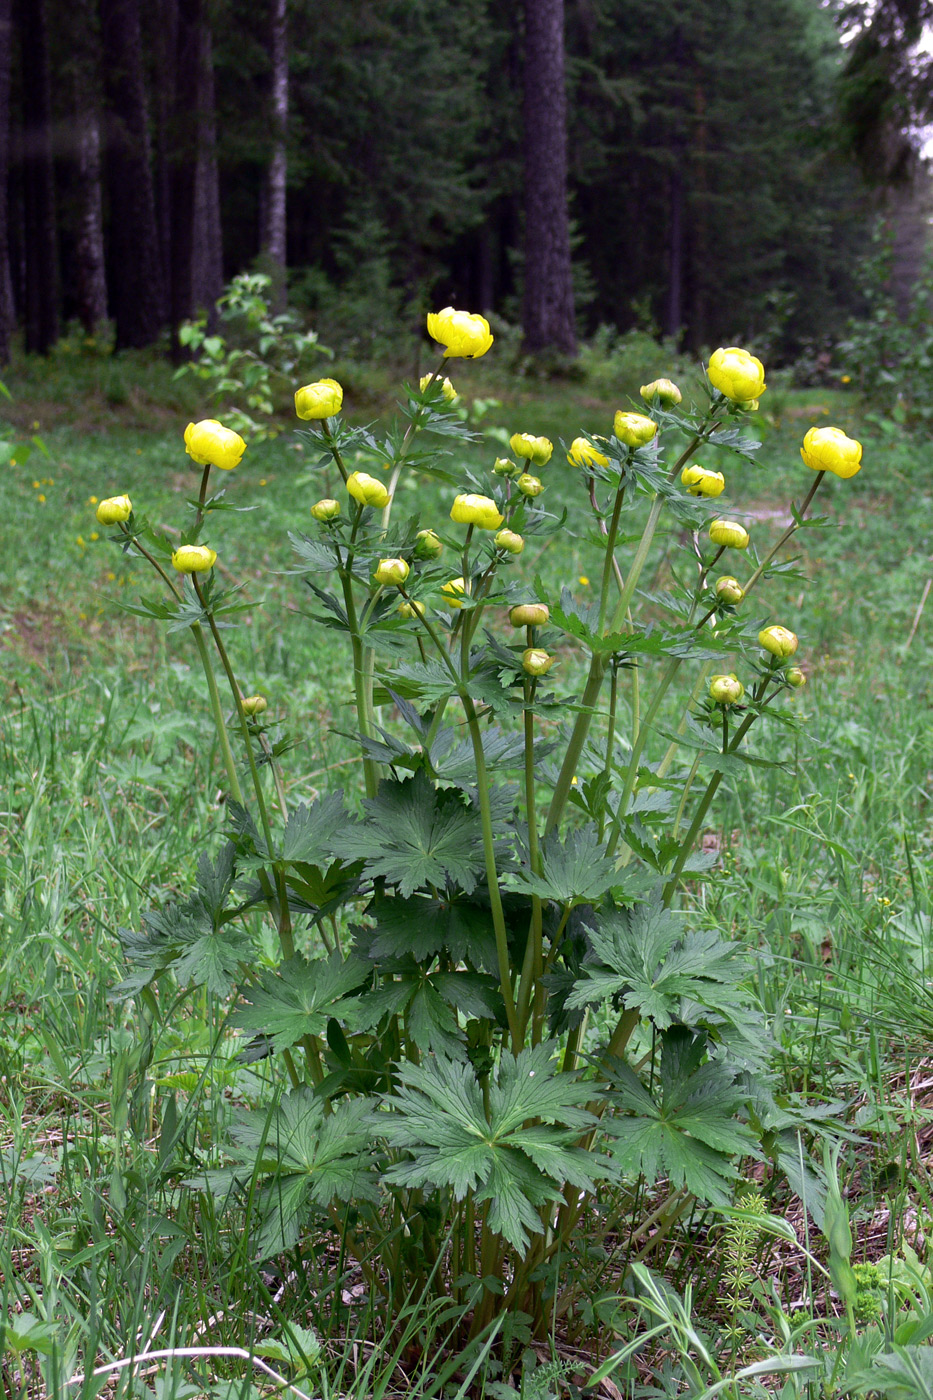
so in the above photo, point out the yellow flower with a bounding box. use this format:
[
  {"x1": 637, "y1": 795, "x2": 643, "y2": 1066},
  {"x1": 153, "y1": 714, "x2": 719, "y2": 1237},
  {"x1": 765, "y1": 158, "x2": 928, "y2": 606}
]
[
  {"x1": 709, "y1": 673, "x2": 745, "y2": 706},
  {"x1": 76, "y1": 535, "x2": 86, "y2": 547},
  {"x1": 495, "y1": 528, "x2": 524, "y2": 555},
  {"x1": 517, "y1": 473, "x2": 544, "y2": 498},
  {"x1": 419, "y1": 373, "x2": 457, "y2": 401},
  {"x1": 522, "y1": 648, "x2": 555, "y2": 676},
  {"x1": 373, "y1": 557, "x2": 410, "y2": 586},
  {"x1": 578, "y1": 575, "x2": 589, "y2": 586},
  {"x1": 613, "y1": 411, "x2": 658, "y2": 447},
  {"x1": 295, "y1": 378, "x2": 344, "y2": 420},
  {"x1": 96, "y1": 495, "x2": 133, "y2": 524},
  {"x1": 510, "y1": 603, "x2": 549, "y2": 627},
  {"x1": 89, "y1": 531, "x2": 99, "y2": 541},
  {"x1": 311, "y1": 498, "x2": 341, "y2": 521},
  {"x1": 509, "y1": 433, "x2": 553, "y2": 466},
  {"x1": 441, "y1": 577, "x2": 468, "y2": 609},
  {"x1": 759, "y1": 625, "x2": 798, "y2": 658},
  {"x1": 184, "y1": 419, "x2": 247, "y2": 471},
  {"x1": 347, "y1": 471, "x2": 390, "y2": 509},
  {"x1": 172, "y1": 544, "x2": 217, "y2": 573},
  {"x1": 800, "y1": 426, "x2": 862, "y2": 479},
  {"x1": 841, "y1": 374, "x2": 852, "y2": 385},
  {"x1": 450, "y1": 493, "x2": 504, "y2": 530},
  {"x1": 242, "y1": 695, "x2": 268, "y2": 716},
  {"x1": 715, "y1": 576, "x2": 744, "y2": 604},
  {"x1": 414, "y1": 528, "x2": 443, "y2": 559},
  {"x1": 37, "y1": 494, "x2": 46, "y2": 503},
  {"x1": 681, "y1": 464, "x2": 725, "y2": 498},
  {"x1": 707, "y1": 347, "x2": 766, "y2": 403},
  {"x1": 567, "y1": 437, "x2": 609, "y2": 469},
  {"x1": 786, "y1": 666, "x2": 807, "y2": 688},
  {"x1": 640, "y1": 378, "x2": 682, "y2": 407},
  {"x1": 709, "y1": 519, "x2": 749, "y2": 550},
  {"x1": 426, "y1": 307, "x2": 494, "y2": 359},
  {"x1": 399, "y1": 599, "x2": 426, "y2": 619}
]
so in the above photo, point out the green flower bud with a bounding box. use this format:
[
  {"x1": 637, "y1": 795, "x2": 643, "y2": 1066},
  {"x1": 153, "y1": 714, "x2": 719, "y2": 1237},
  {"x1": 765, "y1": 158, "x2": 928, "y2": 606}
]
[
  {"x1": 96, "y1": 494, "x2": 132, "y2": 524},
  {"x1": 613, "y1": 411, "x2": 657, "y2": 447},
  {"x1": 398, "y1": 599, "x2": 426, "y2": 619},
  {"x1": 510, "y1": 433, "x2": 553, "y2": 466},
  {"x1": 242, "y1": 695, "x2": 268, "y2": 716},
  {"x1": 414, "y1": 528, "x2": 443, "y2": 559},
  {"x1": 493, "y1": 456, "x2": 519, "y2": 477},
  {"x1": 517, "y1": 473, "x2": 544, "y2": 498},
  {"x1": 709, "y1": 673, "x2": 745, "y2": 706},
  {"x1": 522, "y1": 648, "x2": 555, "y2": 676},
  {"x1": 373, "y1": 557, "x2": 410, "y2": 587},
  {"x1": 495, "y1": 528, "x2": 525, "y2": 555},
  {"x1": 347, "y1": 471, "x2": 390, "y2": 509},
  {"x1": 172, "y1": 544, "x2": 217, "y2": 573},
  {"x1": 715, "y1": 576, "x2": 744, "y2": 604},
  {"x1": 759, "y1": 625, "x2": 798, "y2": 659},
  {"x1": 640, "y1": 378, "x2": 682, "y2": 407},
  {"x1": 509, "y1": 603, "x2": 549, "y2": 627},
  {"x1": 786, "y1": 666, "x2": 807, "y2": 688},
  {"x1": 311, "y1": 497, "x2": 341, "y2": 522},
  {"x1": 709, "y1": 519, "x2": 750, "y2": 550}
]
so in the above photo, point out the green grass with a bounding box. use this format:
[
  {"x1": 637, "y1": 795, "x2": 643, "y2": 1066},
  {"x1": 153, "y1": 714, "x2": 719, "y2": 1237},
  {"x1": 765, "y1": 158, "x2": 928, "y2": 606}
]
[{"x1": 2, "y1": 341, "x2": 933, "y2": 1396}]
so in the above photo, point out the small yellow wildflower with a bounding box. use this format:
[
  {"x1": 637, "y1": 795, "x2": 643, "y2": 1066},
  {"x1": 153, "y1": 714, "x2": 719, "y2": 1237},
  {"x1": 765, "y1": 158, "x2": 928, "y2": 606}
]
[{"x1": 579, "y1": 575, "x2": 589, "y2": 586}]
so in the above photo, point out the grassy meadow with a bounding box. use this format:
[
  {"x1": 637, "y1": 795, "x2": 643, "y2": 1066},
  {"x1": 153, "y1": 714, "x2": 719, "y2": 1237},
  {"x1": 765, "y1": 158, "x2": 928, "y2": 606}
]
[{"x1": 2, "y1": 336, "x2": 933, "y2": 1398}]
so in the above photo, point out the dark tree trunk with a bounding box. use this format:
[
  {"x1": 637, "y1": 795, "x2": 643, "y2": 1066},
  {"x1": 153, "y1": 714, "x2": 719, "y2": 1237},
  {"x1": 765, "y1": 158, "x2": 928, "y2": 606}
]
[
  {"x1": 151, "y1": 0, "x2": 177, "y2": 300},
  {"x1": 667, "y1": 165, "x2": 683, "y2": 340},
  {"x1": 521, "y1": 0, "x2": 576, "y2": 356},
  {"x1": 191, "y1": 19, "x2": 223, "y2": 319},
  {"x1": 260, "y1": 0, "x2": 288, "y2": 305},
  {"x1": 99, "y1": 0, "x2": 166, "y2": 348},
  {"x1": 73, "y1": 111, "x2": 108, "y2": 334},
  {"x1": 18, "y1": 0, "x2": 58, "y2": 354},
  {"x1": 0, "y1": 0, "x2": 13, "y2": 363},
  {"x1": 169, "y1": 0, "x2": 202, "y2": 356}
]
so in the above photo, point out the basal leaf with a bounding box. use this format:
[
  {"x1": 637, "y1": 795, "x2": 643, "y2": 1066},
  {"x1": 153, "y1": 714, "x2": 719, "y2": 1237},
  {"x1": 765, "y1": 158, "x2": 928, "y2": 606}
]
[{"x1": 231, "y1": 952, "x2": 370, "y2": 1052}]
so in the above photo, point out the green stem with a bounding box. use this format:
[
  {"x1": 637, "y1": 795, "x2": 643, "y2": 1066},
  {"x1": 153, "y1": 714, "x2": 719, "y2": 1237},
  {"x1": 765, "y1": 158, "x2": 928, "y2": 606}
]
[
  {"x1": 516, "y1": 660, "x2": 543, "y2": 1042},
  {"x1": 189, "y1": 624, "x2": 244, "y2": 803}
]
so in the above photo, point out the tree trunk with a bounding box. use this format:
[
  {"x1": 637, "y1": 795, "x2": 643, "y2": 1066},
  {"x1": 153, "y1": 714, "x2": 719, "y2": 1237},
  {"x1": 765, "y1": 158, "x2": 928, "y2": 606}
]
[
  {"x1": 0, "y1": 0, "x2": 13, "y2": 363},
  {"x1": 18, "y1": 0, "x2": 58, "y2": 354},
  {"x1": 521, "y1": 0, "x2": 576, "y2": 356},
  {"x1": 169, "y1": 0, "x2": 202, "y2": 356},
  {"x1": 99, "y1": 0, "x2": 166, "y2": 348},
  {"x1": 191, "y1": 18, "x2": 223, "y2": 320},
  {"x1": 73, "y1": 111, "x2": 108, "y2": 334},
  {"x1": 152, "y1": 0, "x2": 177, "y2": 303},
  {"x1": 261, "y1": 0, "x2": 288, "y2": 305}
]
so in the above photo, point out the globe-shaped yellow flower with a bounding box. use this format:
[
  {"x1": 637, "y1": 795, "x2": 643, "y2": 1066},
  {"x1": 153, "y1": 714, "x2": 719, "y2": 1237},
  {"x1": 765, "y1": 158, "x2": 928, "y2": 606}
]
[
  {"x1": 709, "y1": 673, "x2": 745, "y2": 706},
  {"x1": 311, "y1": 498, "x2": 341, "y2": 521},
  {"x1": 495, "y1": 528, "x2": 525, "y2": 555},
  {"x1": 567, "y1": 437, "x2": 610, "y2": 469},
  {"x1": 709, "y1": 519, "x2": 750, "y2": 550},
  {"x1": 510, "y1": 433, "x2": 553, "y2": 466},
  {"x1": 96, "y1": 495, "x2": 132, "y2": 524},
  {"x1": 681, "y1": 464, "x2": 725, "y2": 498},
  {"x1": 707, "y1": 347, "x2": 766, "y2": 403},
  {"x1": 419, "y1": 374, "x2": 457, "y2": 401},
  {"x1": 759, "y1": 625, "x2": 798, "y2": 659},
  {"x1": 450, "y1": 493, "x2": 504, "y2": 531},
  {"x1": 441, "y1": 577, "x2": 468, "y2": 609},
  {"x1": 373, "y1": 558, "x2": 410, "y2": 587},
  {"x1": 640, "y1": 378, "x2": 682, "y2": 407},
  {"x1": 295, "y1": 378, "x2": 343, "y2": 420},
  {"x1": 184, "y1": 419, "x2": 246, "y2": 471},
  {"x1": 172, "y1": 544, "x2": 217, "y2": 573},
  {"x1": 426, "y1": 307, "x2": 494, "y2": 359},
  {"x1": 613, "y1": 411, "x2": 658, "y2": 448},
  {"x1": 347, "y1": 472, "x2": 390, "y2": 509},
  {"x1": 800, "y1": 426, "x2": 862, "y2": 479}
]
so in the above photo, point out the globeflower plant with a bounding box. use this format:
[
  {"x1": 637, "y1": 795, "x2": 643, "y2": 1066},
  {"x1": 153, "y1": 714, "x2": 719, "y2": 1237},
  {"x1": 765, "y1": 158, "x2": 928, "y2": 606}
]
[{"x1": 106, "y1": 317, "x2": 864, "y2": 1355}]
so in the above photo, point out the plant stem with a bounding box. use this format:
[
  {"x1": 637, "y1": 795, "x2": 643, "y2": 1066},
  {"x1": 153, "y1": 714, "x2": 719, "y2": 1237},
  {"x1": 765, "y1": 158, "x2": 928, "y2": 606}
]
[{"x1": 516, "y1": 657, "x2": 543, "y2": 1043}]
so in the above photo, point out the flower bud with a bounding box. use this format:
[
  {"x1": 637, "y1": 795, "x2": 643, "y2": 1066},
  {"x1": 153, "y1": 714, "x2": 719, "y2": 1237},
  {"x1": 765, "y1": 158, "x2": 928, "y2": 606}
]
[
  {"x1": 510, "y1": 603, "x2": 549, "y2": 627},
  {"x1": 639, "y1": 378, "x2": 682, "y2": 407},
  {"x1": 709, "y1": 673, "x2": 745, "y2": 706},
  {"x1": 522, "y1": 648, "x2": 555, "y2": 676},
  {"x1": 715, "y1": 575, "x2": 744, "y2": 605},
  {"x1": 517, "y1": 473, "x2": 544, "y2": 498},
  {"x1": 707, "y1": 347, "x2": 766, "y2": 403},
  {"x1": 495, "y1": 528, "x2": 524, "y2": 555},
  {"x1": 172, "y1": 544, "x2": 217, "y2": 573},
  {"x1": 347, "y1": 471, "x2": 390, "y2": 509},
  {"x1": 96, "y1": 494, "x2": 132, "y2": 524},
  {"x1": 709, "y1": 519, "x2": 750, "y2": 550},
  {"x1": 450, "y1": 493, "x2": 504, "y2": 530},
  {"x1": 242, "y1": 695, "x2": 268, "y2": 716},
  {"x1": 373, "y1": 557, "x2": 410, "y2": 587},
  {"x1": 759, "y1": 625, "x2": 798, "y2": 658},
  {"x1": 184, "y1": 419, "x2": 247, "y2": 471},
  {"x1": 567, "y1": 437, "x2": 610, "y2": 468},
  {"x1": 800, "y1": 426, "x2": 862, "y2": 479},
  {"x1": 398, "y1": 599, "x2": 426, "y2": 619},
  {"x1": 613, "y1": 411, "x2": 658, "y2": 447},
  {"x1": 295, "y1": 378, "x2": 343, "y2": 420},
  {"x1": 441, "y1": 577, "x2": 467, "y2": 608},
  {"x1": 493, "y1": 456, "x2": 519, "y2": 477},
  {"x1": 420, "y1": 373, "x2": 457, "y2": 401},
  {"x1": 311, "y1": 497, "x2": 341, "y2": 522},
  {"x1": 509, "y1": 433, "x2": 553, "y2": 466},
  {"x1": 681, "y1": 464, "x2": 725, "y2": 498},
  {"x1": 786, "y1": 666, "x2": 807, "y2": 688},
  {"x1": 414, "y1": 528, "x2": 443, "y2": 559},
  {"x1": 427, "y1": 307, "x2": 494, "y2": 359}
]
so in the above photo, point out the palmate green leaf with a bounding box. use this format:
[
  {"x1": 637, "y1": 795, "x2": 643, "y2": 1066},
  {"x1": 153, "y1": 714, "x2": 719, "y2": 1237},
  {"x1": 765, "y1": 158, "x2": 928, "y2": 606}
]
[
  {"x1": 280, "y1": 791, "x2": 347, "y2": 865},
  {"x1": 375, "y1": 1043, "x2": 608, "y2": 1251},
  {"x1": 340, "y1": 771, "x2": 484, "y2": 897},
  {"x1": 602, "y1": 1028, "x2": 759, "y2": 1203},
  {"x1": 360, "y1": 892, "x2": 499, "y2": 970},
  {"x1": 231, "y1": 952, "x2": 370, "y2": 1053},
  {"x1": 510, "y1": 826, "x2": 619, "y2": 906}
]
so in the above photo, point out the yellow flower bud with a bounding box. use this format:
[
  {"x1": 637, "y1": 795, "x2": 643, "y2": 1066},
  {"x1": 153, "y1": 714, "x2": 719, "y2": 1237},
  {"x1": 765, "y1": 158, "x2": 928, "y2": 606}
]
[
  {"x1": 373, "y1": 557, "x2": 410, "y2": 587},
  {"x1": 184, "y1": 419, "x2": 247, "y2": 471},
  {"x1": 517, "y1": 473, "x2": 544, "y2": 498},
  {"x1": 495, "y1": 528, "x2": 525, "y2": 555},
  {"x1": 419, "y1": 374, "x2": 457, "y2": 401},
  {"x1": 311, "y1": 498, "x2": 341, "y2": 521},
  {"x1": 709, "y1": 519, "x2": 750, "y2": 550},
  {"x1": 242, "y1": 695, "x2": 268, "y2": 716},
  {"x1": 759, "y1": 625, "x2": 798, "y2": 658},
  {"x1": 441, "y1": 577, "x2": 468, "y2": 608},
  {"x1": 414, "y1": 528, "x2": 443, "y2": 559},
  {"x1": 640, "y1": 378, "x2": 682, "y2": 407},
  {"x1": 294, "y1": 378, "x2": 343, "y2": 420},
  {"x1": 800, "y1": 426, "x2": 862, "y2": 479},
  {"x1": 715, "y1": 576, "x2": 744, "y2": 604},
  {"x1": 96, "y1": 494, "x2": 132, "y2": 524},
  {"x1": 493, "y1": 456, "x2": 519, "y2": 477},
  {"x1": 567, "y1": 437, "x2": 610, "y2": 468},
  {"x1": 172, "y1": 544, "x2": 217, "y2": 573},
  {"x1": 681, "y1": 464, "x2": 725, "y2": 498},
  {"x1": 347, "y1": 471, "x2": 390, "y2": 509},
  {"x1": 398, "y1": 599, "x2": 426, "y2": 619},
  {"x1": 522, "y1": 648, "x2": 555, "y2": 676},
  {"x1": 707, "y1": 347, "x2": 766, "y2": 404},
  {"x1": 426, "y1": 306, "x2": 494, "y2": 359},
  {"x1": 509, "y1": 603, "x2": 549, "y2": 627},
  {"x1": 450, "y1": 493, "x2": 504, "y2": 530},
  {"x1": 709, "y1": 673, "x2": 745, "y2": 706},
  {"x1": 786, "y1": 666, "x2": 807, "y2": 688},
  {"x1": 613, "y1": 411, "x2": 658, "y2": 448},
  {"x1": 509, "y1": 432, "x2": 553, "y2": 466}
]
